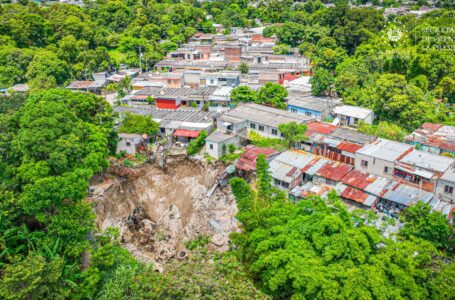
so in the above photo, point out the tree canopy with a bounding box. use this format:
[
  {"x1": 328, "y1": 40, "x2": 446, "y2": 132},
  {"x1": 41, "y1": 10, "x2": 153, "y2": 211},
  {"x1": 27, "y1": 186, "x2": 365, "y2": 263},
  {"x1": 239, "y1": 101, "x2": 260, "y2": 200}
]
[{"x1": 119, "y1": 112, "x2": 159, "y2": 136}]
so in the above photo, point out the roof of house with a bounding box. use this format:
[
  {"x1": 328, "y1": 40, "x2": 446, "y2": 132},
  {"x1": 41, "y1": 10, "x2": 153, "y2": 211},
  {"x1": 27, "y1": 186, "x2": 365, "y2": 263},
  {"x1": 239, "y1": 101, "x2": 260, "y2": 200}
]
[
  {"x1": 287, "y1": 95, "x2": 341, "y2": 112},
  {"x1": 173, "y1": 129, "x2": 200, "y2": 138},
  {"x1": 341, "y1": 169, "x2": 377, "y2": 190},
  {"x1": 441, "y1": 165, "x2": 455, "y2": 183},
  {"x1": 235, "y1": 145, "x2": 278, "y2": 171},
  {"x1": 336, "y1": 141, "x2": 364, "y2": 153},
  {"x1": 114, "y1": 106, "x2": 215, "y2": 123},
  {"x1": 66, "y1": 80, "x2": 104, "y2": 90},
  {"x1": 224, "y1": 103, "x2": 313, "y2": 128},
  {"x1": 206, "y1": 130, "x2": 237, "y2": 143},
  {"x1": 382, "y1": 183, "x2": 435, "y2": 206},
  {"x1": 316, "y1": 161, "x2": 353, "y2": 182},
  {"x1": 405, "y1": 123, "x2": 455, "y2": 152},
  {"x1": 333, "y1": 105, "x2": 373, "y2": 119},
  {"x1": 398, "y1": 149, "x2": 454, "y2": 173},
  {"x1": 329, "y1": 128, "x2": 376, "y2": 145},
  {"x1": 269, "y1": 160, "x2": 301, "y2": 183},
  {"x1": 340, "y1": 185, "x2": 377, "y2": 207},
  {"x1": 273, "y1": 150, "x2": 315, "y2": 169},
  {"x1": 356, "y1": 138, "x2": 414, "y2": 162},
  {"x1": 133, "y1": 86, "x2": 218, "y2": 99},
  {"x1": 290, "y1": 181, "x2": 333, "y2": 199},
  {"x1": 306, "y1": 122, "x2": 337, "y2": 136}
]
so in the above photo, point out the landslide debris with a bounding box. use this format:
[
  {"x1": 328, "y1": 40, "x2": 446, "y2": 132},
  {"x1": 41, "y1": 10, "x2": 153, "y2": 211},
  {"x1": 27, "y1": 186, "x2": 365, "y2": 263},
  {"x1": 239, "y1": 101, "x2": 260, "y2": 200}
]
[{"x1": 88, "y1": 155, "x2": 239, "y2": 263}]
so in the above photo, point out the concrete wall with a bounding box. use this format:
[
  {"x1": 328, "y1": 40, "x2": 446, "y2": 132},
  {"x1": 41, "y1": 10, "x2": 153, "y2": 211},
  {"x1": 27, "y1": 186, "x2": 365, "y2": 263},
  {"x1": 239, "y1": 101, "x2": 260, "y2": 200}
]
[
  {"x1": 287, "y1": 105, "x2": 324, "y2": 121},
  {"x1": 354, "y1": 153, "x2": 394, "y2": 178},
  {"x1": 436, "y1": 179, "x2": 455, "y2": 203},
  {"x1": 206, "y1": 135, "x2": 240, "y2": 159},
  {"x1": 117, "y1": 136, "x2": 142, "y2": 154}
]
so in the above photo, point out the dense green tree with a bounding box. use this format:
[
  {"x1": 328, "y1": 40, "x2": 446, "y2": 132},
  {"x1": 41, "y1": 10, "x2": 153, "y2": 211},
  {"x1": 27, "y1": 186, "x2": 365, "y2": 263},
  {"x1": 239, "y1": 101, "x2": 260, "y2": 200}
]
[
  {"x1": 230, "y1": 86, "x2": 257, "y2": 103},
  {"x1": 310, "y1": 68, "x2": 335, "y2": 96},
  {"x1": 400, "y1": 201, "x2": 454, "y2": 251},
  {"x1": 119, "y1": 112, "x2": 159, "y2": 136},
  {"x1": 257, "y1": 83, "x2": 288, "y2": 109},
  {"x1": 358, "y1": 121, "x2": 407, "y2": 142},
  {"x1": 278, "y1": 122, "x2": 308, "y2": 148}
]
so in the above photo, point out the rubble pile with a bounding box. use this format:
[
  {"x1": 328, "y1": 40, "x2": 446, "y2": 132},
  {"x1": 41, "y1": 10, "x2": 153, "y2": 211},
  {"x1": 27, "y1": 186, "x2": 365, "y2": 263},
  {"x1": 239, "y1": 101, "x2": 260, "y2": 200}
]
[{"x1": 89, "y1": 155, "x2": 239, "y2": 263}]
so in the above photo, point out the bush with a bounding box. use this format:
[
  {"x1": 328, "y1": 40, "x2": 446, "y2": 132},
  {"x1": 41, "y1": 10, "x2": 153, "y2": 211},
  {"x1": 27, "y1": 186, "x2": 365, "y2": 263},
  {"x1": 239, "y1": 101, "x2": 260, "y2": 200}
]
[
  {"x1": 123, "y1": 159, "x2": 134, "y2": 167},
  {"x1": 187, "y1": 130, "x2": 207, "y2": 155}
]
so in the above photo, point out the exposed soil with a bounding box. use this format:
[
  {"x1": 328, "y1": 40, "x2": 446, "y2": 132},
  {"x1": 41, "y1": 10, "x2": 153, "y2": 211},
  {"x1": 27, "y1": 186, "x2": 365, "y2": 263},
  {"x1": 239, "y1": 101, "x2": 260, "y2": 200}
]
[{"x1": 88, "y1": 155, "x2": 239, "y2": 264}]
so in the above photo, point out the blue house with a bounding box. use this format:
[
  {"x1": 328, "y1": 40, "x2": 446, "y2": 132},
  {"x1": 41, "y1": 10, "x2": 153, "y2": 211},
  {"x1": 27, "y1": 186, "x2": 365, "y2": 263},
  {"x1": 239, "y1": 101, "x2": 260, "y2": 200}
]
[{"x1": 286, "y1": 95, "x2": 341, "y2": 121}]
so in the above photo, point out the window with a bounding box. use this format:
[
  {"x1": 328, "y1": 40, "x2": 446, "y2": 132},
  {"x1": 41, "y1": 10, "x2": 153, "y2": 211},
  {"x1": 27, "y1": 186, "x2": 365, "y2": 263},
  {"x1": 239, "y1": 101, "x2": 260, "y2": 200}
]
[
  {"x1": 305, "y1": 112, "x2": 312, "y2": 117},
  {"x1": 250, "y1": 123, "x2": 256, "y2": 129},
  {"x1": 384, "y1": 166, "x2": 390, "y2": 174},
  {"x1": 271, "y1": 129, "x2": 278, "y2": 135},
  {"x1": 354, "y1": 118, "x2": 359, "y2": 124},
  {"x1": 258, "y1": 125, "x2": 264, "y2": 131},
  {"x1": 126, "y1": 142, "x2": 131, "y2": 147},
  {"x1": 444, "y1": 185, "x2": 454, "y2": 195},
  {"x1": 361, "y1": 160, "x2": 368, "y2": 168},
  {"x1": 209, "y1": 144, "x2": 213, "y2": 150},
  {"x1": 290, "y1": 108, "x2": 297, "y2": 113}
]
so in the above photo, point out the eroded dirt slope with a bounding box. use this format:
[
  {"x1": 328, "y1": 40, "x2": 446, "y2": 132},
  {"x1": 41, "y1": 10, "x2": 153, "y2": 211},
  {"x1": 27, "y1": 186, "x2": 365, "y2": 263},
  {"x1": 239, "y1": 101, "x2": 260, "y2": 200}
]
[{"x1": 89, "y1": 155, "x2": 239, "y2": 263}]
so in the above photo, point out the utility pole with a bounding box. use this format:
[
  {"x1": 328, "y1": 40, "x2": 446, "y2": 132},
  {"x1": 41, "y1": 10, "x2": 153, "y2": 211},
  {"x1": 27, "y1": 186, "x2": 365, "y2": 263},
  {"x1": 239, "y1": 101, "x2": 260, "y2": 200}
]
[{"x1": 138, "y1": 46, "x2": 143, "y2": 74}]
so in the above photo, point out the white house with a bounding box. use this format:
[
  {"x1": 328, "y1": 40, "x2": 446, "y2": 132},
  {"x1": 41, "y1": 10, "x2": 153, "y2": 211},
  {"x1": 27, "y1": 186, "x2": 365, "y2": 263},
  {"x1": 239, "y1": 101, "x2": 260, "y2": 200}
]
[
  {"x1": 333, "y1": 105, "x2": 374, "y2": 127},
  {"x1": 117, "y1": 133, "x2": 146, "y2": 155},
  {"x1": 205, "y1": 131, "x2": 241, "y2": 159}
]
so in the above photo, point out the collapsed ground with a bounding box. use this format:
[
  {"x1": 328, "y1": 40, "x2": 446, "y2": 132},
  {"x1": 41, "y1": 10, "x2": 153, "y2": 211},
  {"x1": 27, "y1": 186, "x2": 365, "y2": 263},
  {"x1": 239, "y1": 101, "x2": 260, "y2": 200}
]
[{"x1": 88, "y1": 155, "x2": 239, "y2": 268}]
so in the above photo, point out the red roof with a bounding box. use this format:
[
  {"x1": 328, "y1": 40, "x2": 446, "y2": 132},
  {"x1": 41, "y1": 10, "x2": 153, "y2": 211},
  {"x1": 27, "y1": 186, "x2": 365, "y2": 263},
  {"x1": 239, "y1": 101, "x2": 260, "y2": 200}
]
[
  {"x1": 341, "y1": 170, "x2": 376, "y2": 190},
  {"x1": 336, "y1": 141, "x2": 363, "y2": 153},
  {"x1": 306, "y1": 122, "x2": 337, "y2": 136},
  {"x1": 316, "y1": 162, "x2": 353, "y2": 181},
  {"x1": 421, "y1": 123, "x2": 442, "y2": 132},
  {"x1": 235, "y1": 145, "x2": 278, "y2": 171},
  {"x1": 173, "y1": 129, "x2": 200, "y2": 138},
  {"x1": 341, "y1": 187, "x2": 368, "y2": 204}
]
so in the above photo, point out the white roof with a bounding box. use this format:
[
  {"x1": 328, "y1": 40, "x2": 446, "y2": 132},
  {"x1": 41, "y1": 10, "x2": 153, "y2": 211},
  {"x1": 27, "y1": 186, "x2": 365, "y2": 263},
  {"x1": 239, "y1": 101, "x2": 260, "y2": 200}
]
[
  {"x1": 273, "y1": 151, "x2": 315, "y2": 169},
  {"x1": 399, "y1": 150, "x2": 454, "y2": 173},
  {"x1": 356, "y1": 138, "x2": 413, "y2": 162},
  {"x1": 333, "y1": 105, "x2": 373, "y2": 119}
]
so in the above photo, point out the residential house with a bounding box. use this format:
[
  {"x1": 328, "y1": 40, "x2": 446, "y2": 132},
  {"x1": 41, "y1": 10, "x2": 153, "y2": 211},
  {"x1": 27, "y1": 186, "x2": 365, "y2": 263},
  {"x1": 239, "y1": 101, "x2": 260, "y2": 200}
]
[
  {"x1": 269, "y1": 150, "x2": 316, "y2": 190},
  {"x1": 394, "y1": 149, "x2": 455, "y2": 193},
  {"x1": 218, "y1": 103, "x2": 313, "y2": 139},
  {"x1": 130, "y1": 86, "x2": 218, "y2": 109},
  {"x1": 332, "y1": 105, "x2": 375, "y2": 127},
  {"x1": 405, "y1": 123, "x2": 455, "y2": 156},
  {"x1": 205, "y1": 130, "x2": 242, "y2": 159},
  {"x1": 287, "y1": 94, "x2": 341, "y2": 121},
  {"x1": 66, "y1": 72, "x2": 108, "y2": 94},
  {"x1": 113, "y1": 106, "x2": 215, "y2": 138},
  {"x1": 202, "y1": 71, "x2": 240, "y2": 87},
  {"x1": 436, "y1": 164, "x2": 455, "y2": 204},
  {"x1": 235, "y1": 145, "x2": 279, "y2": 173},
  {"x1": 355, "y1": 139, "x2": 414, "y2": 178},
  {"x1": 117, "y1": 133, "x2": 148, "y2": 154}
]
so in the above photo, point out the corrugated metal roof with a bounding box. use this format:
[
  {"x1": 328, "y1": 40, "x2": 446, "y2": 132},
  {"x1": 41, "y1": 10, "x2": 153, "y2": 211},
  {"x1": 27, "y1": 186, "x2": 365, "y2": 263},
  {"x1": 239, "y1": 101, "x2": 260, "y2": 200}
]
[
  {"x1": 356, "y1": 138, "x2": 414, "y2": 162},
  {"x1": 398, "y1": 149, "x2": 454, "y2": 173},
  {"x1": 224, "y1": 103, "x2": 313, "y2": 128},
  {"x1": 341, "y1": 170, "x2": 376, "y2": 190},
  {"x1": 316, "y1": 162, "x2": 353, "y2": 181},
  {"x1": 382, "y1": 184, "x2": 435, "y2": 206},
  {"x1": 173, "y1": 129, "x2": 200, "y2": 138}
]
